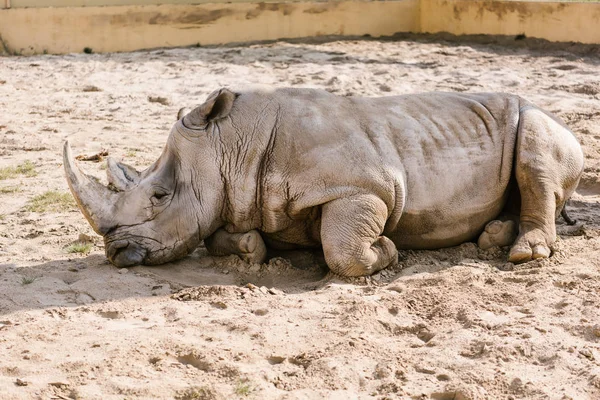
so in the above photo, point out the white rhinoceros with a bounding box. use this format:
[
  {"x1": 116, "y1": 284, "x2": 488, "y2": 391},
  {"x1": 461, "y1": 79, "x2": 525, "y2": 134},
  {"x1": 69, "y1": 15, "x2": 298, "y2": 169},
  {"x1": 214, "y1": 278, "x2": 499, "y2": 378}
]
[{"x1": 64, "y1": 88, "x2": 584, "y2": 276}]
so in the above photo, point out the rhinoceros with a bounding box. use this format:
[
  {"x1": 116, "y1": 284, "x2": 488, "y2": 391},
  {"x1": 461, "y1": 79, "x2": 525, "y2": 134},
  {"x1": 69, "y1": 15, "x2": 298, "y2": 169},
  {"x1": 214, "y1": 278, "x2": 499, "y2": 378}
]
[{"x1": 63, "y1": 88, "x2": 584, "y2": 277}]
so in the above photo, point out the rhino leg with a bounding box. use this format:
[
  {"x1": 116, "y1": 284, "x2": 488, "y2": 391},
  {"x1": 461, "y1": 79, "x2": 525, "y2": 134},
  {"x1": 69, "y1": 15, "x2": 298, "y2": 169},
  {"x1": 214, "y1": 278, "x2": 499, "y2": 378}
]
[
  {"x1": 321, "y1": 195, "x2": 398, "y2": 277},
  {"x1": 478, "y1": 219, "x2": 518, "y2": 250},
  {"x1": 204, "y1": 229, "x2": 267, "y2": 264},
  {"x1": 508, "y1": 106, "x2": 584, "y2": 263}
]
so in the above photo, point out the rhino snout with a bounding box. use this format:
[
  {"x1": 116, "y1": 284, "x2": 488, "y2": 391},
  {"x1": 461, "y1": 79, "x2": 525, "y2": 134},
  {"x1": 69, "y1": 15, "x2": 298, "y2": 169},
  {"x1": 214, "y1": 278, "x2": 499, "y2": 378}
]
[{"x1": 106, "y1": 239, "x2": 147, "y2": 267}]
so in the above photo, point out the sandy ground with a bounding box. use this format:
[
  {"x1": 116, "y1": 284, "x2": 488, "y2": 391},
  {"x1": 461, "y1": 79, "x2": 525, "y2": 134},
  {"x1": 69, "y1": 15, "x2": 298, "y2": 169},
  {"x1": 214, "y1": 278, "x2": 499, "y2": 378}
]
[{"x1": 1, "y1": 34, "x2": 600, "y2": 399}]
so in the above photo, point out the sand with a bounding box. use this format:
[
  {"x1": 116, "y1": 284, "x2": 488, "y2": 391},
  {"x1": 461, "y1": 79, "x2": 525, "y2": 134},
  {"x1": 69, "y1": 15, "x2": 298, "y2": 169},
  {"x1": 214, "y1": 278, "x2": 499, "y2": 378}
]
[{"x1": 1, "y1": 34, "x2": 600, "y2": 399}]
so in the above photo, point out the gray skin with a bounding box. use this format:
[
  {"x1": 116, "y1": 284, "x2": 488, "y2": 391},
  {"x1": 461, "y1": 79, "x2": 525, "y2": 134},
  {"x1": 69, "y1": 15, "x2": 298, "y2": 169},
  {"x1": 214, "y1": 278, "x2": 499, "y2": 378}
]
[{"x1": 64, "y1": 88, "x2": 584, "y2": 277}]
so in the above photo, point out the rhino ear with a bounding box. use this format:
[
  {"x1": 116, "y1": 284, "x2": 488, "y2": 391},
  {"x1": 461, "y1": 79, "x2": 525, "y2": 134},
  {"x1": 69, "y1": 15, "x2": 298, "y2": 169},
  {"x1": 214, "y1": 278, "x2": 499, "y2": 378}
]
[
  {"x1": 183, "y1": 88, "x2": 237, "y2": 129},
  {"x1": 106, "y1": 157, "x2": 141, "y2": 191},
  {"x1": 177, "y1": 107, "x2": 190, "y2": 121}
]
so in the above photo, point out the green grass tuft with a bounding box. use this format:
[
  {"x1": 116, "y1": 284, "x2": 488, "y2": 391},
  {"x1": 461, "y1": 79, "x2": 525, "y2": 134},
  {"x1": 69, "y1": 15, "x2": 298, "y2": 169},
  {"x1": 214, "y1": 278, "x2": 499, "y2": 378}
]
[
  {"x1": 25, "y1": 190, "x2": 76, "y2": 213},
  {"x1": 0, "y1": 161, "x2": 37, "y2": 180},
  {"x1": 234, "y1": 379, "x2": 253, "y2": 397},
  {"x1": 65, "y1": 242, "x2": 93, "y2": 254},
  {"x1": 21, "y1": 276, "x2": 36, "y2": 285}
]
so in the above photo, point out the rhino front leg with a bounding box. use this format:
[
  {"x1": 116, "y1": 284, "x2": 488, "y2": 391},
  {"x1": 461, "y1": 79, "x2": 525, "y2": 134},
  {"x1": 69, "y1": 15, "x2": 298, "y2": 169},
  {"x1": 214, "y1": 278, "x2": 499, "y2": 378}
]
[
  {"x1": 204, "y1": 229, "x2": 267, "y2": 264},
  {"x1": 321, "y1": 195, "x2": 398, "y2": 277}
]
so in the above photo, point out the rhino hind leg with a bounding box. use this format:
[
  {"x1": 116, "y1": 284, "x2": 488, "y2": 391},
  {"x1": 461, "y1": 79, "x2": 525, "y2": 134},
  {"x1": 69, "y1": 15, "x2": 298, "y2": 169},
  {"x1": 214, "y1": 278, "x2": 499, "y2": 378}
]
[
  {"x1": 508, "y1": 106, "x2": 584, "y2": 264},
  {"x1": 204, "y1": 229, "x2": 267, "y2": 264},
  {"x1": 320, "y1": 195, "x2": 398, "y2": 277}
]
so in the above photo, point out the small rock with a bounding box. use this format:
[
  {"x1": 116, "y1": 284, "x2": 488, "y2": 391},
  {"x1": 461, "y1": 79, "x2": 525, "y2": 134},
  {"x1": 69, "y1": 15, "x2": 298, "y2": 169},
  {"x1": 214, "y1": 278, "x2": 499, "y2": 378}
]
[
  {"x1": 118, "y1": 268, "x2": 128, "y2": 274},
  {"x1": 415, "y1": 366, "x2": 436, "y2": 375},
  {"x1": 386, "y1": 285, "x2": 403, "y2": 293},
  {"x1": 15, "y1": 378, "x2": 28, "y2": 386},
  {"x1": 591, "y1": 325, "x2": 600, "y2": 338},
  {"x1": 498, "y1": 263, "x2": 514, "y2": 271},
  {"x1": 259, "y1": 286, "x2": 269, "y2": 295},
  {"x1": 579, "y1": 348, "x2": 595, "y2": 360},
  {"x1": 267, "y1": 288, "x2": 284, "y2": 295},
  {"x1": 211, "y1": 301, "x2": 227, "y2": 310},
  {"x1": 437, "y1": 373, "x2": 451, "y2": 381},
  {"x1": 253, "y1": 308, "x2": 269, "y2": 316},
  {"x1": 249, "y1": 264, "x2": 261, "y2": 273}
]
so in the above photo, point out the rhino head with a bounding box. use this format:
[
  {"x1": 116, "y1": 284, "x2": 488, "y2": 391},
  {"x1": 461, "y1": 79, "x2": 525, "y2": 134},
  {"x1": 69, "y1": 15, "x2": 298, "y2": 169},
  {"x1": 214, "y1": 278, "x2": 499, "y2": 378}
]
[{"x1": 64, "y1": 89, "x2": 238, "y2": 267}]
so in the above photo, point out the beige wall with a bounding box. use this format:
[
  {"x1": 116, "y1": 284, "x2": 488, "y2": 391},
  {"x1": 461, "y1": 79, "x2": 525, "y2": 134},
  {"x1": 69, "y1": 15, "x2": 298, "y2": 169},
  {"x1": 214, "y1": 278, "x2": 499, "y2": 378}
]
[
  {"x1": 1, "y1": 0, "x2": 600, "y2": 55},
  {"x1": 5, "y1": 0, "x2": 270, "y2": 7},
  {"x1": 421, "y1": 0, "x2": 600, "y2": 45},
  {"x1": 0, "y1": 1, "x2": 420, "y2": 55}
]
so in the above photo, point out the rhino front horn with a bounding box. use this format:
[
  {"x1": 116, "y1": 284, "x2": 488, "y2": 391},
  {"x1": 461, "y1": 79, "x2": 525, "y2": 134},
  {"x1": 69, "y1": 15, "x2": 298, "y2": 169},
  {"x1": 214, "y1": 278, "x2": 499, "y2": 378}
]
[{"x1": 63, "y1": 141, "x2": 118, "y2": 235}]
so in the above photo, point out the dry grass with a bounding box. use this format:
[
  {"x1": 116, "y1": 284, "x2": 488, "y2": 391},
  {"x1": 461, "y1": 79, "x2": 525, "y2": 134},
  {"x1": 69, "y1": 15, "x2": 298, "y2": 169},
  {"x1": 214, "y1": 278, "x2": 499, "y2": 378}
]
[
  {"x1": 24, "y1": 190, "x2": 76, "y2": 213},
  {"x1": 0, "y1": 186, "x2": 21, "y2": 194},
  {"x1": 0, "y1": 161, "x2": 37, "y2": 180}
]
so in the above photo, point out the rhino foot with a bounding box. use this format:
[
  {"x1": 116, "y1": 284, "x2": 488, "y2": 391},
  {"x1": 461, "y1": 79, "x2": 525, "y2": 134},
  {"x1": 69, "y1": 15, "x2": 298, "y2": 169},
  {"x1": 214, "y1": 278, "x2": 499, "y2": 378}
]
[
  {"x1": 508, "y1": 228, "x2": 551, "y2": 263},
  {"x1": 204, "y1": 229, "x2": 267, "y2": 264},
  {"x1": 478, "y1": 220, "x2": 517, "y2": 250},
  {"x1": 238, "y1": 231, "x2": 267, "y2": 264}
]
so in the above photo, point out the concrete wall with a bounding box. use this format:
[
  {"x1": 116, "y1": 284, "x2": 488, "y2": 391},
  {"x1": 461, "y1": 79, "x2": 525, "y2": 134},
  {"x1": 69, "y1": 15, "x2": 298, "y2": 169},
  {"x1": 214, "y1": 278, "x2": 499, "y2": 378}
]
[
  {"x1": 420, "y1": 0, "x2": 600, "y2": 45},
  {"x1": 0, "y1": 0, "x2": 420, "y2": 55},
  {"x1": 1, "y1": 0, "x2": 599, "y2": 55}
]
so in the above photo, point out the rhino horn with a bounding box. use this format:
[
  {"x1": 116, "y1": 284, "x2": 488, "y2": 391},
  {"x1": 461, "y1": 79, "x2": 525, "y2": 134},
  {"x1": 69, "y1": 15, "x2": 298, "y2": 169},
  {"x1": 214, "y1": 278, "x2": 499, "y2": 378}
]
[{"x1": 63, "y1": 141, "x2": 118, "y2": 235}]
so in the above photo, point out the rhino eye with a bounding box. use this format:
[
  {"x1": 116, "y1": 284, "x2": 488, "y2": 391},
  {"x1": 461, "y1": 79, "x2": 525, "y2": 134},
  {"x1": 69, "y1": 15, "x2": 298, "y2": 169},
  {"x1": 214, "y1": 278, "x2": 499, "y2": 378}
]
[{"x1": 151, "y1": 190, "x2": 169, "y2": 205}]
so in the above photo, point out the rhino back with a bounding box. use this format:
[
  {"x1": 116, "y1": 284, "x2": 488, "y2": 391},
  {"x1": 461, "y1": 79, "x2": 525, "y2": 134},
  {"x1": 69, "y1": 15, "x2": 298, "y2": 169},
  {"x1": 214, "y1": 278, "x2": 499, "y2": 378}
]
[
  {"x1": 370, "y1": 92, "x2": 521, "y2": 247},
  {"x1": 240, "y1": 89, "x2": 521, "y2": 248}
]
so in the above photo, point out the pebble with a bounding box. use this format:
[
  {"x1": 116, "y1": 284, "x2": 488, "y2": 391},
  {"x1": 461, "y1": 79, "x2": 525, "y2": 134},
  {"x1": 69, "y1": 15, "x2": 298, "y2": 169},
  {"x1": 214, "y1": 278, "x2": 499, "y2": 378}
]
[
  {"x1": 15, "y1": 378, "x2": 28, "y2": 386},
  {"x1": 118, "y1": 268, "x2": 128, "y2": 274},
  {"x1": 415, "y1": 366, "x2": 436, "y2": 375},
  {"x1": 579, "y1": 348, "x2": 594, "y2": 360},
  {"x1": 254, "y1": 308, "x2": 269, "y2": 316},
  {"x1": 249, "y1": 264, "x2": 261, "y2": 273}
]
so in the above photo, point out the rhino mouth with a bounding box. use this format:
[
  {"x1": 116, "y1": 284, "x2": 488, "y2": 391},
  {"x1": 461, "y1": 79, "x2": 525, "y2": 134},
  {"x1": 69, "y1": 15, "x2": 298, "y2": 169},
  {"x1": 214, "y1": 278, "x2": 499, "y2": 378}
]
[{"x1": 105, "y1": 239, "x2": 148, "y2": 267}]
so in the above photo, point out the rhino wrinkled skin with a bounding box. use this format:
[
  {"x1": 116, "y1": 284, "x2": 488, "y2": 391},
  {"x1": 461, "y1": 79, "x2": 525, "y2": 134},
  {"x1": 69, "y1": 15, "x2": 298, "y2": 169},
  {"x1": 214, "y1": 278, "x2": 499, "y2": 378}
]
[{"x1": 64, "y1": 88, "x2": 584, "y2": 277}]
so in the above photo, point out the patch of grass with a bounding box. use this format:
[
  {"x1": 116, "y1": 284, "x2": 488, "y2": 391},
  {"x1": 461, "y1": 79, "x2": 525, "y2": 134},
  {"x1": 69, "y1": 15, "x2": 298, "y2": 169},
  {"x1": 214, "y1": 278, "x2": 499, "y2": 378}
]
[
  {"x1": 0, "y1": 214, "x2": 5, "y2": 221},
  {"x1": 24, "y1": 190, "x2": 76, "y2": 213},
  {"x1": 174, "y1": 386, "x2": 218, "y2": 400},
  {"x1": 65, "y1": 242, "x2": 93, "y2": 254},
  {"x1": 0, "y1": 186, "x2": 20, "y2": 194},
  {"x1": 21, "y1": 276, "x2": 36, "y2": 285},
  {"x1": 126, "y1": 150, "x2": 137, "y2": 158},
  {"x1": 0, "y1": 161, "x2": 37, "y2": 180},
  {"x1": 234, "y1": 379, "x2": 253, "y2": 397}
]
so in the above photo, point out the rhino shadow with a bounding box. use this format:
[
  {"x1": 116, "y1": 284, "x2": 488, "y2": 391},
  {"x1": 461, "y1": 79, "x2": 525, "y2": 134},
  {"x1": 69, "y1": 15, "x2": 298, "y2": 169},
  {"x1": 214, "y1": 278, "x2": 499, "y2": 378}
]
[{"x1": 0, "y1": 246, "x2": 332, "y2": 316}]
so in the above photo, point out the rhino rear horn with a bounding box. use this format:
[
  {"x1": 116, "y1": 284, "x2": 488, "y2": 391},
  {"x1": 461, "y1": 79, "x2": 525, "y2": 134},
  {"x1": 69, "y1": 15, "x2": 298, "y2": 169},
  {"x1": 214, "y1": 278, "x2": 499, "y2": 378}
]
[
  {"x1": 106, "y1": 158, "x2": 141, "y2": 191},
  {"x1": 63, "y1": 141, "x2": 118, "y2": 235},
  {"x1": 183, "y1": 88, "x2": 237, "y2": 129}
]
